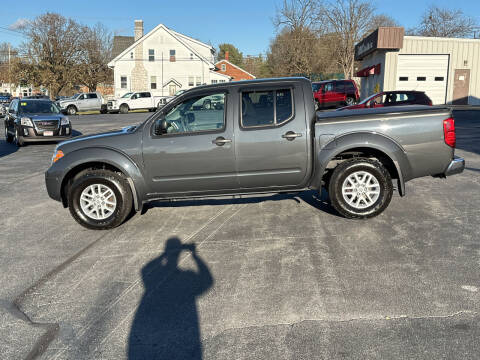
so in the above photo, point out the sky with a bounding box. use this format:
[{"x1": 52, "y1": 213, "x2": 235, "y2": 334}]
[{"x1": 1, "y1": 0, "x2": 479, "y2": 56}]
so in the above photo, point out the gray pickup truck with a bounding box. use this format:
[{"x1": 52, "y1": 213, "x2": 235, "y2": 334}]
[{"x1": 45, "y1": 78, "x2": 464, "y2": 229}]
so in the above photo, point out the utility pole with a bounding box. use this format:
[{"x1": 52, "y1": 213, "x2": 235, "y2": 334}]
[{"x1": 161, "y1": 51, "x2": 164, "y2": 96}]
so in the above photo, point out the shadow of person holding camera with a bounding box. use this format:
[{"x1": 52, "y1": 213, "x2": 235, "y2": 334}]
[{"x1": 128, "y1": 237, "x2": 213, "y2": 360}]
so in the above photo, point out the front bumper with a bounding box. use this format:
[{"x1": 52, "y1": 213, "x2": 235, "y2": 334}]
[
  {"x1": 45, "y1": 169, "x2": 62, "y2": 202},
  {"x1": 20, "y1": 124, "x2": 72, "y2": 142},
  {"x1": 444, "y1": 156, "x2": 465, "y2": 176}
]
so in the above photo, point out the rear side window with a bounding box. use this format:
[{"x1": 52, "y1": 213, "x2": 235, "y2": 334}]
[
  {"x1": 87, "y1": 93, "x2": 98, "y2": 99},
  {"x1": 241, "y1": 89, "x2": 293, "y2": 128},
  {"x1": 344, "y1": 81, "x2": 355, "y2": 92},
  {"x1": 335, "y1": 82, "x2": 345, "y2": 92}
]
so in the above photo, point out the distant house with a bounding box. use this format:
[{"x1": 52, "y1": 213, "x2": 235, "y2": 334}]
[
  {"x1": 108, "y1": 20, "x2": 231, "y2": 97},
  {"x1": 215, "y1": 52, "x2": 256, "y2": 81}
]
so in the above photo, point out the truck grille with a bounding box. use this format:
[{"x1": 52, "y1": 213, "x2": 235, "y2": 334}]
[{"x1": 35, "y1": 120, "x2": 59, "y2": 130}]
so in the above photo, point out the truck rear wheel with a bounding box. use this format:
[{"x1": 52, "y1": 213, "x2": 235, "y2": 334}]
[
  {"x1": 119, "y1": 104, "x2": 129, "y2": 114},
  {"x1": 67, "y1": 105, "x2": 77, "y2": 115},
  {"x1": 328, "y1": 158, "x2": 393, "y2": 219},
  {"x1": 68, "y1": 169, "x2": 133, "y2": 230}
]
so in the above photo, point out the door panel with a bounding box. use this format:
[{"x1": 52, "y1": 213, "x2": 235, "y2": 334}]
[
  {"x1": 142, "y1": 92, "x2": 237, "y2": 195},
  {"x1": 235, "y1": 86, "x2": 309, "y2": 189}
]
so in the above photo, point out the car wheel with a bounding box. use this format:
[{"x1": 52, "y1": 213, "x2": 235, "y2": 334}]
[
  {"x1": 328, "y1": 158, "x2": 393, "y2": 219},
  {"x1": 345, "y1": 97, "x2": 356, "y2": 106},
  {"x1": 67, "y1": 105, "x2": 77, "y2": 115},
  {"x1": 5, "y1": 125, "x2": 13, "y2": 143},
  {"x1": 100, "y1": 109, "x2": 108, "y2": 114},
  {"x1": 119, "y1": 104, "x2": 129, "y2": 114},
  {"x1": 68, "y1": 169, "x2": 133, "y2": 230},
  {"x1": 14, "y1": 128, "x2": 24, "y2": 147}
]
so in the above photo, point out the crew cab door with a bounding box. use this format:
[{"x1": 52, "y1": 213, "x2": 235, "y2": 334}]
[
  {"x1": 234, "y1": 84, "x2": 309, "y2": 189},
  {"x1": 86, "y1": 93, "x2": 100, "y2": 110},
  {"x1": 142, "y1": 91, "x2": 237, "y2": 195}
]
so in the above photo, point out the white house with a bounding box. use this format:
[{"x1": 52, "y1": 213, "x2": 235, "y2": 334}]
[{"x1": 108, "y1": 20, "x2": 231, "y2": 97}]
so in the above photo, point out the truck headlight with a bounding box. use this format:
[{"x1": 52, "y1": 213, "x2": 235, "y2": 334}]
[
  {"x1": 21, "y1": 117, "x2": 33, "y2": 127},
  {"x1": 61, "y1": 117, "x2": 70, "y2": 125}
]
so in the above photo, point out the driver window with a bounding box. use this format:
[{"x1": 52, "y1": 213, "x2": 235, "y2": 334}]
[
  {"x1": 324, "y1": 83, "x2": 333, "y2": 92},
  {"x1": 163, "y1": 93, "x2": 226, "y2": 134},
  {"x1": 368, "y1": 94, "x2": 386, "y2": 106}
]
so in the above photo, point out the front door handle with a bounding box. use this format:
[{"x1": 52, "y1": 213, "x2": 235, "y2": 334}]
[
  {"x1": 212, "y1": 136, "x2": 232, "y2": 146},
  {"x1": 282, "y1": 131, "x2": 302, "y2": 141}
]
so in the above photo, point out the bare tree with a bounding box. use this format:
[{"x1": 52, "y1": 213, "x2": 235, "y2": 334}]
[
  {"x1": 414, "y1": 5, "x2": 477, "y2": 38},
  {"x1": 76, "y1": 23, "x2": 113, "y2": 91},
  {"x1": 368, "y1": 14, "x2": 399, "y2": 34},
  {"x1": 16, "y1": 13, "x2": 84, "y2": 97},
  {"x1": 273, "y1": 0, "x2": 321, "y2": 32},
  {"x1": 320, "y1": 0, "x2": 376, "y2": 78}
]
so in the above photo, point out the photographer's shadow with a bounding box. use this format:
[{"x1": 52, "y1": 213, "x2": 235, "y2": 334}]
[{"x1": 128, "y1": 237, "x2": 213, "y2": 360}]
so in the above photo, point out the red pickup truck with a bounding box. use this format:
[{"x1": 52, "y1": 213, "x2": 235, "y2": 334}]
[{"x1": 312, "y1": 80, "x2": 360, "y2": 110}]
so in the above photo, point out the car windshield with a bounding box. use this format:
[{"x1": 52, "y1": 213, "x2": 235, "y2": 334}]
[
  {"x1": 358, "y1": 93, "x2": 381, "y2": 105},
  {"x1": 19, "y1": 101, "x2": 61, "y2": 114},
  {"x1": 122, "y1": 92, "x2": 133, "y2": 98}
]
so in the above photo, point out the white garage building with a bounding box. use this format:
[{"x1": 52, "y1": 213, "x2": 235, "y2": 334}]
[{"x1": 355, "y1": 27, "x2": 480, "y2": 105}]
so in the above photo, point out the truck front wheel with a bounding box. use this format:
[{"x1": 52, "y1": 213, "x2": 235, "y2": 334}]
[
  {"x1": 328, "y1": 158, "x2": 393, "y2": 219},
  {"x1": 68, "y1": 169, "x2": 133, "y2": 230},
  {"x1": 119, "y1": 104, "x2": 129, "y2": 114}
]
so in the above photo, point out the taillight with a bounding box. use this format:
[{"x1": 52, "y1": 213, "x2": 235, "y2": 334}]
[{"x1": 443, "y1": 117, "x2": 456, "y2": 148}]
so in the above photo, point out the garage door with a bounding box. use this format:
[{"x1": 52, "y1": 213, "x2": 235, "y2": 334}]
[{"x1": 396, "y1": 55, "x2": 449, "y2": 105}]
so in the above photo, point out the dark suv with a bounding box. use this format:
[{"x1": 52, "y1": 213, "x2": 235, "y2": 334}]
[
  {"x1": 312, "y1": 80, "x2": 360, "y2": 109},
  {"x1": 4, "y1": 99, "x2": 72, "y2": 146},
  {"x1": 339, "y1": 91, "x2": 433, "y2": 110}
]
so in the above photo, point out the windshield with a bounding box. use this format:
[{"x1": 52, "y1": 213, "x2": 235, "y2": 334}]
[
  {"x1": 121, "y1": 92, "x2": 133, "y2": 98},
  {"x1": 358, "y1": 93, "x2": 381, "y2": 105},
  {"x1": 19, "y1": 101, "x2": 61, "y2": 114}
]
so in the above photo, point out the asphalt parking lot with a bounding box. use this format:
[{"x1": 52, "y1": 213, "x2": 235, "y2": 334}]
[{"x1": 0, "y1": 110, "x2": 479, "y2": 359}]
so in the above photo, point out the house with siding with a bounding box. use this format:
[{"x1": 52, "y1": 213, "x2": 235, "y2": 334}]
[{"x1": 108, "y1": 20, "x2": 231, "y2": 97}]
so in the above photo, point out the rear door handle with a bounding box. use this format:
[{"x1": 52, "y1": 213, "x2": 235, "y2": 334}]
[
  {"x1": 212, "y1": 136, "x2": 232, "y2": 146},
  {"x1": 282, "y1": 131, "x2": 302, "y2": 141}
]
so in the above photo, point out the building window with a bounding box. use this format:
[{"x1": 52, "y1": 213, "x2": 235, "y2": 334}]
[
  {"x1": 188, "y1": 76, "x2": 194, "y2": 87},
  {"x1": 417, "y1": 76, "x2": 426, "y2": 81},
  {"x1": 399, "y1": 77, "x2": 408, "y2": 81},
  {"x1": 196, "y1": 76, "x2": 202, "y2": 86},
  {"x1": 435, "y1": 77, "x2": 445, "y2": 81},
  {"x1": 170, "y1": 49, "x2": 176, "y2": 62},
  {"x1": 149, "y1": 49, "x2": 155, "y2": 62},
  {"x1": 190, "y1": 53, "x2": 194, "y2": 60},
  {"x1": 219, "y1": 80, "x2": 226, "y2": 83},
  {"x1": 121, "y1": 76, "x2": 127, "y2": 89},
  {"x1": 130, "y1": 52, "x2": 133, "y2": 59},
  {"x1": 221, "y1": 64, "x2": 226, "y2": 71},
  {"x1": 211, "y1": 80, "x2": 218, "y2": 84},
  {"x1": 151, "y1": 76, "x2": 157, "y2": 90}
]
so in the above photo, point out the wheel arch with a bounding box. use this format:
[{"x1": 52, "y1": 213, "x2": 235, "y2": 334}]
[
  {"x1": 58, "y1": 148, "x2": 145, "y2": 211},
  {"x1": 313, "y1": 132, "x2": 412, "y2": 196}
]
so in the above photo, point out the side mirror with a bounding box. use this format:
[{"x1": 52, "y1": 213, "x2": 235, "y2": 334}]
[{"x1": 154, "y1": 118, "x2": 169, "y2": 135}]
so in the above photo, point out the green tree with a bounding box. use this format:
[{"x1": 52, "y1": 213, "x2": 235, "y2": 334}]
[{"x1": 217, "y1": 43, "x2": 244, "y2": 66}]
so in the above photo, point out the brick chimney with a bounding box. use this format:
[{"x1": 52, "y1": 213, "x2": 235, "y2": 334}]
[
  {"x1": 225, "y1": 51, "x2": 229, "y2": 61},
  {"x1": 134, "y1": 20, "x2": 144, "y2": 42}
]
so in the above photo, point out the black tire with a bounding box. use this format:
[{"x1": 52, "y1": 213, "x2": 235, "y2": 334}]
[
  {"x1": 100, "y1": 108, "x2": 108, "y2": 114},
  {"x1": 68, "y1": 169, "x2": 133, "y2": 230},
  {"x1": 328, "y1": 158, "x2": 393, "y2": 219},
  {"x1": 119, "y1": 104, "x2": 129, "y2": 114},
  {"x1": 345, "y1": 96, "x2": 356, "y2": 106},
  {"x1": 67, "y1": 105, "x2": 77, "y2": 115},
  {"x1": 5, "y1": 125, "x2": 13, "y2": 143},
  {"x1": 14, "y1": 128, "x2": 24, "y2": 147}
]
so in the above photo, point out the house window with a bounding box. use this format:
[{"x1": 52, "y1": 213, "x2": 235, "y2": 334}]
[
  {"x1": 221, "y1": 64, "x2": 226, "y2": 71},
  {"x1": 121, "y1": 76, "x2": 127, "y2": 89},
  {"x1": 211, "y1": 80, "x2": 218, "y2": 84},
  {"x1": 196, "y1": 76, "x2": 202, "y2": 86},
  {"x1": 417, "y1": 76, "x2": 426, "y2": 81},
  {"x1": 219, "y1": 80, "x2": 226, "y2": 83},
  {"x1": 149, "y1": 49, "x2": 155, "y2": 62},
  {"x1": 399, "y1": 77, "x2": 408, "y2": 81},
  {"x1": 130, "y1": 52, "x2": 133, "y2": 59},
  {"x1": 188, "y1": 76, "x2": 194, "y2": 86},
  {"x1": 190, "y1": 53, "x2": 194, "y2": 60},
  {"x1": 151, "y1": 76, "x2": 157, "y2": 90},
  {"x1": 170, "y1": 49, "x2": 176, "y2": 62}
]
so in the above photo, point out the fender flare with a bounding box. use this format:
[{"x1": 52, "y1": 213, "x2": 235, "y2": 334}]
[
  {"x1": 313, "y1": 132, "x2": 412, "y2": 196},
  {"x1": 58, "y1": 147, "x2": 146, "y2": 211}
]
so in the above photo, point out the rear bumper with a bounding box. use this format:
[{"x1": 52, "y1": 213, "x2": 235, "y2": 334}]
[{"x1": 444, "y1": 156, "x2": 465, "y2": 176}]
